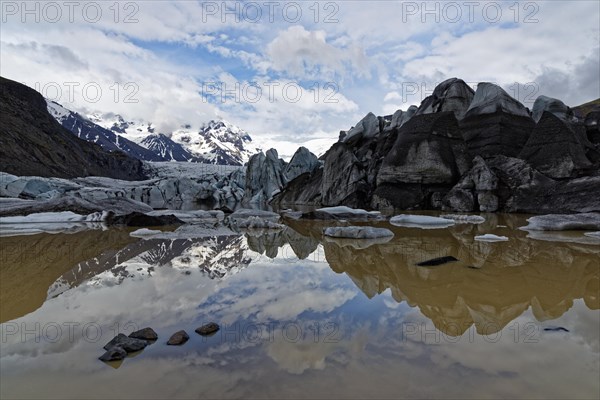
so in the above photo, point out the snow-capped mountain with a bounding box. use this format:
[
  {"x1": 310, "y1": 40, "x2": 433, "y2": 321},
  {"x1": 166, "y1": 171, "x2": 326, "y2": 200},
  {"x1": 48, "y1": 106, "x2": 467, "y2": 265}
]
[
  {"x1": 140, "y1": 134, "x2": 199, "y2": 162},
  {"x1": 171, "y1": 120, "x2": 260, "y2": 165},
  {"x1": 46, "y1": 100, "x2": 166, "y2": 162},
  {"x1": 89, "y1": 112, "x2": 260, "y2": 166},
  {"x1": 46, "y1": 101, "x2": 261, "y2": 165}
]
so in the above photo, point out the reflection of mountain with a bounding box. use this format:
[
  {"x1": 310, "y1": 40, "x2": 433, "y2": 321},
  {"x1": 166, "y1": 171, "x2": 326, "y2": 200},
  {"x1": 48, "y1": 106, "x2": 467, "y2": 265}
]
[
  {"x1": 48, "y1": 234, "x2": 255, "y2": 298},
  {"x1": 317, "y1": 224, "x2": 599, "y2": 336},
  {"x1": 245, "y1": 227, "x2": 320, "y2": 260},
  {"x1": 0, "y1": 229, "x2": 135, "y2": 323}
]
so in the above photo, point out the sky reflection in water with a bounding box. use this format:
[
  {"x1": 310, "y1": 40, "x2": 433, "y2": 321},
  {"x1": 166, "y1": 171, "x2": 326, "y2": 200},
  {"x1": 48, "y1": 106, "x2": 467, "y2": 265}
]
[{"x1": 0, "y1": 215, "x2": 599, "y2": 399}]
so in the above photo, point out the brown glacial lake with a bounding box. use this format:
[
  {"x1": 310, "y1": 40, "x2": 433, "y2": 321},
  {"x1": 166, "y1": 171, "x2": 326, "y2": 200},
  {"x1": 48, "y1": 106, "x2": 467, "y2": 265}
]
[{"x1": 0, "y1": 214, "x2": 599, "y2": 399}]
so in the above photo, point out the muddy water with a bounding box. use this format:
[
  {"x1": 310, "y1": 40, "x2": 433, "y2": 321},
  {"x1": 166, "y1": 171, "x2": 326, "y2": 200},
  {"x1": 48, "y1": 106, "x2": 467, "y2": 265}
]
[{"x1": 0, "y1": 214, "x2": 598, "y2": 399}]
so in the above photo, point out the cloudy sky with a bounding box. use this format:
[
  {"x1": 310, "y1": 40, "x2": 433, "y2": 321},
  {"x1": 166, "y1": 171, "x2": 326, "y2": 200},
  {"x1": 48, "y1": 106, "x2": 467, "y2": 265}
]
[{"x1": 1, "y1": 0, "x2": 599, "y2": 157}]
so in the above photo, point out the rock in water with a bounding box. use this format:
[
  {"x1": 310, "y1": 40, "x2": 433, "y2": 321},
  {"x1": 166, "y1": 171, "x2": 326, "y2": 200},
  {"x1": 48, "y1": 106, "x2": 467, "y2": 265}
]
[
  {"x1": 195, "y1": 323, "x2": 220, "y2": 336},
  {"x1": 415, "y1": 78, "x2": 475, "y2": 120},
  {"x1": 417, "y1": 256, "x2": 458, "y2": 266},
  {"x1": 103, "y1": 333, "x2": 148, "y2": 352},
  {"x1": 531, "y1": 95, "x2": 575, "y2": 123},
  {"x1": 520, "y1": 112, "x2": 593, "y2": 178},
  {"x1": 99, "y1": 346, "x2": 127, "y2": 362},
  {"x1": 167, "y1": 330, "x2": 190, "y2": 345},
  {"x1": 129, "y1": 327, "x2": 158, "y2": 341},
  {"x1": 461, "y1": 83, "x2": 535, "y2": 158}
]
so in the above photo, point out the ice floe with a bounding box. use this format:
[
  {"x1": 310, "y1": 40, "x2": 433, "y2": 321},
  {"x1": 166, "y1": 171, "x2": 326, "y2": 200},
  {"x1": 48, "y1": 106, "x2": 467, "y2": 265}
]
[
  {"x1": 390, "y1": 215, "x2": 455, "y2": 229},
  {"x1": 474, "y1": 234, "x2": 509, "y2": 242}
]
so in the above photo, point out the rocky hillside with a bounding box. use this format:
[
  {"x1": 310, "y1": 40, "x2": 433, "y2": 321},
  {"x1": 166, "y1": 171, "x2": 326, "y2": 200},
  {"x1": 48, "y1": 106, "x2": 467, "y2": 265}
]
[
  {"x1": 0, "y1": 77, "x2": 146, "y2": 180},
  {"x1": 264, "y1": 78, "x2": 600, "y2": 214}
]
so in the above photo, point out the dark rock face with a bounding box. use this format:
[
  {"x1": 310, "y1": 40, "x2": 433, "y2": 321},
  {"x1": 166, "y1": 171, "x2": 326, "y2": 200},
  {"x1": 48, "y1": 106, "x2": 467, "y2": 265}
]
[
  {"x1": 374, "y1": 112, "x2": 471, "y2": 209},
  {"x1": 244, "y1": 149, "x2": 287, "y2": 204},
  {"x1": 109, "y1": 212, "x2": 184, "y2": 227},
  {"x1": 461, "y1": 83, "x2": 535, "y2": 158},
  {"x1": 129, "y1": 327, "x2": 158, "y2": 341},
  {"x1": 519, "y1": 112, "x2": 593, "y2": 178},
  {"x1": 272, "y1": 168, "x2": 323, "y2": 206},
  {"x1": 195, "y1": 322, "x2": 220, "y2": 336},
  {"x1": 415, "y1": 78, "x2": 475, "y2": 120},
  {"x1": 584, "y1": 111, "x2": 600, "y2": 144},
  {"x1": 267, "y1": 79, "x2": 599, "y2": 214},
  {"x1": 167, "y1": 330, "x2": 189, "y2": 345},
  {"x1": 0, "y1": 77, "x2": 146, "y2": 180},
  {"x1": 321, "y1": 143, "x2": 371, "y2": 207},
  {"x1": 461, "y1": 111, "x2": 535, "y2": 158}
]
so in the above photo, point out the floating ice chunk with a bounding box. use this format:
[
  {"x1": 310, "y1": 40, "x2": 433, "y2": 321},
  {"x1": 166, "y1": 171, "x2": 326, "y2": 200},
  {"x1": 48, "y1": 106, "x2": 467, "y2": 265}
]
[
  {"x1": 317, "y1": 206, "x2": 381, "y2": 216},
  {"x1": 584, "y1": 231, "x2": 600, "y2": 238},
  {"x1": 440, "y1": 214, "x2": 485, "y2": 224},
  {"x1": 1, "y1": 211, "x2": 87, "y2": 223},
  {"x1": 323, "y1": 226, "x2": 394, "y2": 239},
  {"x1": 0, "y1": 211, "x2": 107, "y2": 237},
  {"x1": 475, "y1": 234, "x2": 509, "y2": 242},
  {"x1": 522, "y1": 213, "x2": 600, "y2": 231},
  {"x1": 130, "y1": 228, "x2": 163, "y2": 237},
  {"x1": 390, "y1": 215, "x2": 455, "y2": 229}
]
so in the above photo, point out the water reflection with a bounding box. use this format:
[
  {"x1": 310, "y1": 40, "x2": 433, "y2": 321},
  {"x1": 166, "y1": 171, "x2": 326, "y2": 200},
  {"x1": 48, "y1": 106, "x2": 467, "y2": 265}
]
[{"x1": 0, "y1": 216, "x2": 598, "y2": 399}]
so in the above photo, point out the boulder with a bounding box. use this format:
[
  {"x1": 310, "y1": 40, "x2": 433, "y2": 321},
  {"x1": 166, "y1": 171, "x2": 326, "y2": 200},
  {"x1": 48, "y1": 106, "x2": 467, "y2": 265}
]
[
  {"x1": 195, "y1": 322, "x2": 220, "y2": 336},
  {"x1": 99, "y1": 346, "x2": 127, "y2": 362},
  {"x1": 129, "y1": 327, "x2": 158, "y2": 341},
  {"x1": 415, "y1": 78, "x2": 475, "y2": 120},
  {"x1": 167, "y1": 330, "x2": 189, "y2": 345},
  {"x1": 103, "y1": 333, "x2": 148, "y2": 352}
]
